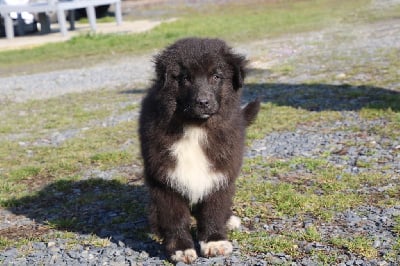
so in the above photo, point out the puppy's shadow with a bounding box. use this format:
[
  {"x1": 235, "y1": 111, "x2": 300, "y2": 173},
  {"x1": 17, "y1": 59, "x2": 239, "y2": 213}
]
[
  {"x1": 244, "y1": 70, "x2": 400, "y2": 112},
  {"x1": 5, "y1": 178, "x2": 165, "y2": 259}
]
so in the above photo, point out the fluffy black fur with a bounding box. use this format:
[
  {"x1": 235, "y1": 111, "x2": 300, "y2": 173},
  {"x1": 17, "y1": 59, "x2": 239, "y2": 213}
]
[{"x1": 139, "y1": 37, "x2": 259, "y2": 263}]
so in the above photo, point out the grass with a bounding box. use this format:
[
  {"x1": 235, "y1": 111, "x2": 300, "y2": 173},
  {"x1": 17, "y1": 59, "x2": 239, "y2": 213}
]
[
  {"x1": 236, "y1": 156, "x2": 373, "y2": 220},
  {"x1": 330, "y1": 236, "x2": 378, "y2": 259},
  {"x1": 0, "y1": 88, "x2": 141, "y2": 205},
  {"x1": 231, "y1": 104, "x2": 400, "y2": 260},
  {"x1": 0, "y1": 86, "x2": 147, "y2": 256},
  {"x1": 231, "y1": 231, "x2": 300, "y2": 257},
  {"x1": 231, "y1": 152, "x2": 399, "y2": 261},
  {"x1": 0, "y1": 0, "x2": 371, "y2": 76},
  {"x1": 245, "y1": 102, "x2": 343, "y2": 143}
]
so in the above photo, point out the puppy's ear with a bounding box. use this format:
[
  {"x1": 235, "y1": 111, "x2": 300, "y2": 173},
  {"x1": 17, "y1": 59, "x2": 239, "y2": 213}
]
[{"x1": 227, "y1": 52, "x2": 247, "y2": 90}]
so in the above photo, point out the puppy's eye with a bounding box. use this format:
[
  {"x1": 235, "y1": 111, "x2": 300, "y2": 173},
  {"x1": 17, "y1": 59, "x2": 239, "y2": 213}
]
[
  {"x1": 181, "y1": 74, "x2": 190, "y2": 82},
  {"x1": 212, "y1": 74, "x2": 221, "y2": 81}
]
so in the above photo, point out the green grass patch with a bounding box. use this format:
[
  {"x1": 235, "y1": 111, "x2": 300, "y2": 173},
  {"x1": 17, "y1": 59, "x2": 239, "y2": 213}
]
[
  {"x1": 0, "y1": 0, "x2": 371, "y2": 75},
  {"x1": 231, "y1": 231, "x2": 300, "y2": 257},
  {"x1": 0, "y1": 87, "x2": 141, "y2": 205},
  {"x1": 245, "y1": 102, "x2": 341, "y2": 143},
  {"x1": 350, "y1": 3, "x2": 400, "y2": 23},
  {"x1": 233, "y1": 153, "x2": 399, "y2": 260},
  {"x1": 391, "y1": 215, "x2": 400, "y2": 259},
  {"x1": 8, "y1": 166, "x2": 42, "y2": 181},
  {"x1": 236, "y1": 156, "x2": 397, "y2": 221},
  {"x1": 394, "y1": 216, "x2": 400, "y2": 235},
  {"x1": 0, "y1": 236, "x2": 14, "y2": 251},
  {"x1": 300, "y1": 225, "x2": 322, "y2": 242},
  {"x1": 330, "y1": 236, "x2": 378, "y2": 259},
  {"x1": 90, "y1": 151, "x2": 131, "y2": 167},
  {"x1": 0, "y1": 88, "x2": 138, "y2": 136}
]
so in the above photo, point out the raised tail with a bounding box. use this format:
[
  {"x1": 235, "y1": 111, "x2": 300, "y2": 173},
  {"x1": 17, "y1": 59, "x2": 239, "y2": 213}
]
[{"x1": 242, "y1": 99, "x2": 260, "y2": 127}]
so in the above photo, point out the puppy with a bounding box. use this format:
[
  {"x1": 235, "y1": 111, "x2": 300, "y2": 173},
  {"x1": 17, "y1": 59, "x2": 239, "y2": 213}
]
[{"x1": 139, "y1": 37, "x2": 260, "y2": 263}]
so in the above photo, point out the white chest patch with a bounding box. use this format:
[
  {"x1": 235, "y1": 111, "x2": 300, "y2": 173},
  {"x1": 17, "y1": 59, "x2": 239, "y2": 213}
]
[{"x1": 168, "y1": 126, "x2": 226, "y2": 204}]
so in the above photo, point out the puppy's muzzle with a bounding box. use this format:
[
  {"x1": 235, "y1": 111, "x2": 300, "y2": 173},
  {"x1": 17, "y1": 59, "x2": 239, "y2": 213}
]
[{"x1": 193, "y1": 92, "x2": 218, "y2": 119}]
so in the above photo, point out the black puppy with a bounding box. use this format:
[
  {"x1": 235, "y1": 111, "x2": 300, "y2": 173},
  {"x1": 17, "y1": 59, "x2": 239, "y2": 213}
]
[{"x1": 139, "y1": 37, "x2": 259, "y2": 263}]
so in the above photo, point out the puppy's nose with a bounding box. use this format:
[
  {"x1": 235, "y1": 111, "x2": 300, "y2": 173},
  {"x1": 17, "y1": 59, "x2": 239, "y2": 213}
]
[{"x1": 196, "y1": 98, "x2": 210, "y2": 108}]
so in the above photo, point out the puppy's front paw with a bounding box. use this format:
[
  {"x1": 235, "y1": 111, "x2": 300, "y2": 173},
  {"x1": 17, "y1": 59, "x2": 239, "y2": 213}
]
[
  {"x1": 200, "y1": 240, "x2": 233, "y2": 257},
  {"x1": 171, "y1": 248, "x2": 198, "y2": 264}
]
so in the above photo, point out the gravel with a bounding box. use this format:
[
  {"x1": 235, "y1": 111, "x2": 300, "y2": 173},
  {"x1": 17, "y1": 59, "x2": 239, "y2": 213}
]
[
  {"x1": 247, "y1": 114, "x2": 400, "y2": 175},
  {"x1": 1, "y1": 0, "x2": 400, "y2": 265},
  {"x1": 0, "y1": 54, "x2": 154, "y2": 103}
]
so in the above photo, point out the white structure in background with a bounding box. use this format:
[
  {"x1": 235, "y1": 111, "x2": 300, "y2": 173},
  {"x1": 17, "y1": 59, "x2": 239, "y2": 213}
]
[
  {"x1": 0, "y1": 0, "x2": 122, "y2": 39},
  {"x1": 3, "y1": 0, "x2": 35, "y2": 24}
]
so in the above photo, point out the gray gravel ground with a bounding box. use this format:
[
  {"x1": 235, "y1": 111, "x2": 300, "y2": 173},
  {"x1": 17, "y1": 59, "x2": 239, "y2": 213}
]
[
  {"x1": 0, "y1": 54, "x2": 153, "y2": 103},
  {"x1": 1, "y1": 0, "x2": 400, "y2": 265}
]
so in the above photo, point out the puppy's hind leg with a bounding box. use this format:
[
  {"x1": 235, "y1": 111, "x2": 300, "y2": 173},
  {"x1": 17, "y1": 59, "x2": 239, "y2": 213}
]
[
  {"x1": 226, "y1": 215, "x2": 241, "y2": 230},
  {"x1": 149, "y1": 186, "x2": 197, "y2": 263}
]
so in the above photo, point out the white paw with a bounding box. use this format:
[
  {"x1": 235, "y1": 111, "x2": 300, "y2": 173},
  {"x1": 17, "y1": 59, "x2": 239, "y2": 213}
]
[
  {"x1": 200, "y1": 240, "x2": 233, "y2": 257},
  {"x1": 171, "y1": 248, "x2": 198, "y2": 264},
  {"x1": 226, "y1": 215, "x2": 241, "y2": 230}
]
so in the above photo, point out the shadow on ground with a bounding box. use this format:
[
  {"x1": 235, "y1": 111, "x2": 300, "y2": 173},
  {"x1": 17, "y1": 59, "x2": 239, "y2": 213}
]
[
  {"x1": 244, "y1": 81, "x2": 400, "y2": 112},
  {"x1": 119, "y1": 88, "x2": 148, "y2": 95},
  {"x1": 5, "y1": 178, "x2": 165, "y2": 259}
]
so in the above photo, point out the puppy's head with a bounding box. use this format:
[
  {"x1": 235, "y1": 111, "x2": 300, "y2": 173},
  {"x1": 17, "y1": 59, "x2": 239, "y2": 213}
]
[{"x1": 154, "y1": 38, "x2": 247, "y2": 120}]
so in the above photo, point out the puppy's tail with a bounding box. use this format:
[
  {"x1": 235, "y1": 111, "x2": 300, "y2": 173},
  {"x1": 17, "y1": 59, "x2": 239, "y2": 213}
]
[{"x1": 242, "y1": 99, "x2": 260, "y2": 127}]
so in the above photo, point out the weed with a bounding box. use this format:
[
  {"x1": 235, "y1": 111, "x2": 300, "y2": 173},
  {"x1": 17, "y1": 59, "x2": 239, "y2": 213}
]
[
  {"x1": 83, "y1": 234, "x2": 112, "y2": 248},
  {"x1": 0, "y1": 237, "x2": 13, "y2": 251},
  {"x1": 47, "y1": 218, "x2": 80, "y2": 231},
  {"x1": 245, "y1": 103, "x2": 338, "y2": 143},
  {"x1": 8, "y1": 166, "x2": 42, "y2": 181},
  {"x1": 394, "y1": 216, "x2": 400, "y2": 235},
  {"x1": 231, "y1": 231, "x2": 300, "y2": 258},
  {"x1": 302, "y1": 225, "x2": 322, "y2": 242},
  {"x1": 311, "y1": 250, "x2": 339, "y2": 265},
  {"x1": 330, "y1": 236, "x2": 378, "y2": 259}
]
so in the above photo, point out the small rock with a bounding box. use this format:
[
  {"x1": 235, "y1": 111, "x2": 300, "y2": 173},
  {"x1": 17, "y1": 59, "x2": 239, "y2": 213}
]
[
  {"x1": 336, "y1": 73, "x2": 347, "y2": 79},
  {"x1": 355, "y1": 259, "x2": 364, "y2": 265},
  {"x1": 303, "y1": 221, "x2": 314, "y2": 228},
  {"x1": 67, "y1": 251, "x2": 79, "y2": 259},
  {"x1": 377, "y1": 261, "x2": 389, "y2": 266},
  {"x1": 3, "y1": 247, "x2": 18, "y2": 257},
  {"x1": 81, "y1": 250, "x2": 89, "y2": 258},
  {"x1": 118, "y1": 240, "x2": 125, "y2": 247},
  {"x1": 124, "y1": 248, "x2": 134, "y2": 256},
  {"x1": 304, "y1": 243, "x2": 314, "y2": 254},
  {"x1": 373, "y1": 239, "x2": 381, "y2": 248},
  {"x1": 32, "y1": 242, "x2": 46, "y2": 250},
  {"x1": 139, "y1": 251, "x2": 149, "y2": 259}
]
